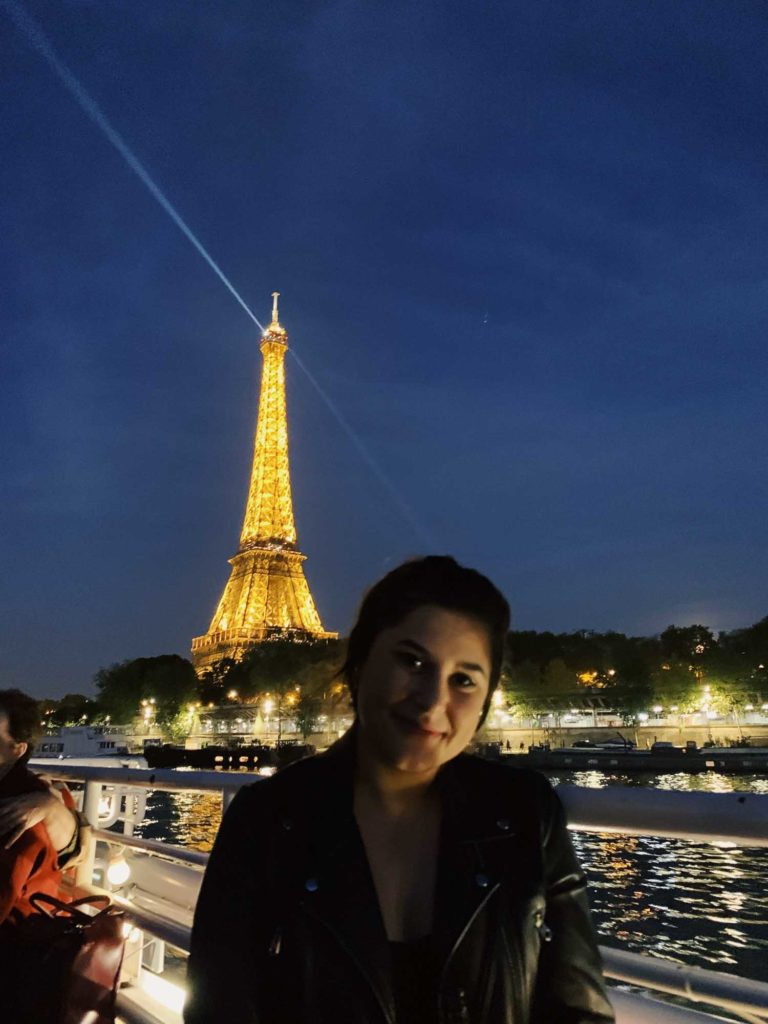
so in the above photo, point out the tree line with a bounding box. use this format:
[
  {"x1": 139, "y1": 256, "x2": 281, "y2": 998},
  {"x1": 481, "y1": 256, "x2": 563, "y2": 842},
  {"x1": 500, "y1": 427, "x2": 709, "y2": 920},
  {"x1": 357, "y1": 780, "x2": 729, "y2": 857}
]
[{"x1": 35, "y1": 616, "x2": 767, "y2": 737}]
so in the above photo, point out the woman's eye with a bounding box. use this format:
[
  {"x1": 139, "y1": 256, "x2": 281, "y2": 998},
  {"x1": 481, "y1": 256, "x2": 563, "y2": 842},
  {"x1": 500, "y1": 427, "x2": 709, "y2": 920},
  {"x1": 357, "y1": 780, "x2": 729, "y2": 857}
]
[
  {"x1": 397, "y1": 652, "x2": 424, "y2": 670},
  {"x1": 452, "y1": 673, "x2": 477, "y2": 689}
]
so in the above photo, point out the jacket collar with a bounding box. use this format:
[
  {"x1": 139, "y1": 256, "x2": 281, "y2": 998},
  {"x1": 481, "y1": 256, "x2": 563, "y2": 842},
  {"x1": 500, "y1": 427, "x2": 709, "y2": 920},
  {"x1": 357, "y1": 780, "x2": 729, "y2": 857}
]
[{"x1": 316, "y1": 725, "x2": 522, "y2": 846}]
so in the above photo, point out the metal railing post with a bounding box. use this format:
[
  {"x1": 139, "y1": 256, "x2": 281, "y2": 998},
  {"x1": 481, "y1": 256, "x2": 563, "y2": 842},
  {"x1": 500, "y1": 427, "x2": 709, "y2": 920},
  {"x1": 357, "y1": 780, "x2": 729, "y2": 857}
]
[{"x1": 75, "y1": 779, "x2": 102, "y2": 887}]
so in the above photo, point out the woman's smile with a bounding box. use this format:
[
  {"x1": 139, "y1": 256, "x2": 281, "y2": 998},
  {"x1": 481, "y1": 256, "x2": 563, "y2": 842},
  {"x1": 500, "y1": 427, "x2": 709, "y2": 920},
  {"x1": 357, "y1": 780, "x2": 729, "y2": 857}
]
[
  {"x1": 355, "y1": 605, "x2": 491, "y2": 775},
  {"x1": 390, "y1": 711, "x2": 445, "y2": 740}
]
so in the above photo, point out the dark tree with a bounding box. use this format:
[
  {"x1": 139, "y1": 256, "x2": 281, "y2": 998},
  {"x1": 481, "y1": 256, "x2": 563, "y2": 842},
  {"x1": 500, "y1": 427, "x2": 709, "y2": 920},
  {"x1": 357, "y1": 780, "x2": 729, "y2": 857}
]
[
  {"x1": 95, "y1": 655, "x2": 198, "y2": 728},
  {"x1": 47, "y1": 693, "x2": 99, "y2": 727}
]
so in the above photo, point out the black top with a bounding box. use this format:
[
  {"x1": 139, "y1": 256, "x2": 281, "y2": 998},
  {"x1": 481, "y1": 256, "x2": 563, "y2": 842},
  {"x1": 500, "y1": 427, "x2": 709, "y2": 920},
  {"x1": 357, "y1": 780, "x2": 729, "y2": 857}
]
[{"x1": 388, "y1": 934, "x2": 438, "y2": 1024}]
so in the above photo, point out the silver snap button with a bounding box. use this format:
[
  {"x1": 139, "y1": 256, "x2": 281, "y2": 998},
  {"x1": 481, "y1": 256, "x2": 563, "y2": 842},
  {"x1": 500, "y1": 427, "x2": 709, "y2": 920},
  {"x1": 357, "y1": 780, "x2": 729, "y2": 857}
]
[
  {"x1": 281, "y1": 818, "x2": 293, "y2": 831},
  {"x1": 496, "y1": 818, "x2": 511, "y2": 832},
  {"x1": 304, "y1": 877, "x2": 319, "y2": 893},
  {"x1": 475, "y1": 873, "x2": 490, "y2": 888}
]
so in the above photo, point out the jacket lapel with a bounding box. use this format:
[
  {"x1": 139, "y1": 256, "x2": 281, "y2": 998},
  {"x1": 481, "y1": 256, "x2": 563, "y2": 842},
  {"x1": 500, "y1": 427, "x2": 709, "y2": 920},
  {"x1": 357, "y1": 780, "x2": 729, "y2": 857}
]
[
  {"x1": 432, "y1": 756, "x2": 531, "y2": 969},
  {"x1": 288, "y1": 731, "x2": 397, "y2": 1024}
]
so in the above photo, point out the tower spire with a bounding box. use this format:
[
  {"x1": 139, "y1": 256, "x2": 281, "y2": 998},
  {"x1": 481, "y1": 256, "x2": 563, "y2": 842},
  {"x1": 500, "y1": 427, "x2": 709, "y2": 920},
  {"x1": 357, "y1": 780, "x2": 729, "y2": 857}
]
[{"x1": 191, "y1": 294, "x2": 335, "y2": 671}]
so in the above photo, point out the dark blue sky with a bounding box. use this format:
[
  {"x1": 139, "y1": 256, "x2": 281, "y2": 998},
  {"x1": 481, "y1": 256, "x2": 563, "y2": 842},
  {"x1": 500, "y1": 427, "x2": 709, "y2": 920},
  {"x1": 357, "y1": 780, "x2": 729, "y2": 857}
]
[{"x1": 2, "y1": 1, "x2": 766, "y2": 698}]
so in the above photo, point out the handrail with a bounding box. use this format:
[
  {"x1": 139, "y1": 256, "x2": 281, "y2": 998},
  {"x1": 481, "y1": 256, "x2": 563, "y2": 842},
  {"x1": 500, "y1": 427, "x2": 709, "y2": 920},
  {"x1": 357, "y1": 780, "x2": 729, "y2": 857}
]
[
  {"x1": 44, "y1": 763, "x2": 768, "y2": 846},
  {"x1": 601, "y1": 948, "x2": 768, "y2": 1020},
  {"x1": 33, "y1": 763, "x2": 255, "y2": 794},
  {"x1": 558, "y1": 784, "x2": 768, "y2": 848},
  {"x1": 92, "y1": 828, "x2": 208, "y2": 867}
]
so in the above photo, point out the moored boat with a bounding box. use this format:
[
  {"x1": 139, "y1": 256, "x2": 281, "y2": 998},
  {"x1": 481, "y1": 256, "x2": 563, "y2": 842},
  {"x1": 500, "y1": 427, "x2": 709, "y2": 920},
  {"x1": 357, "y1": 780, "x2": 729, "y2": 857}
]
[
  {"x1": 30, "y1": 725, "x2": 147, "y2": 768},
  {"x1": 514, "y1": 742, "x2": 768, "y2": 773}
]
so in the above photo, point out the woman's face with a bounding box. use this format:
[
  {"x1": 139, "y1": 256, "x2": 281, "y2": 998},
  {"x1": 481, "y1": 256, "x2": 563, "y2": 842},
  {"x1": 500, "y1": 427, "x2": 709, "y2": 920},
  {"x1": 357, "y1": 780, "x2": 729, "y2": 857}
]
[{"x1": 355, "y1": 605, "x2": 492, "y2": 776}]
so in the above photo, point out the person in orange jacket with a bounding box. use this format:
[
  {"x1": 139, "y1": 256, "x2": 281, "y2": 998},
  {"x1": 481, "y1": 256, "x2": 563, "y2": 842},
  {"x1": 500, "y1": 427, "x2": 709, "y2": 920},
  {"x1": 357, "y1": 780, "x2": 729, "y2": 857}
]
[{"x1": 0, "y1": 689, "x2": 83, "y2": 923}]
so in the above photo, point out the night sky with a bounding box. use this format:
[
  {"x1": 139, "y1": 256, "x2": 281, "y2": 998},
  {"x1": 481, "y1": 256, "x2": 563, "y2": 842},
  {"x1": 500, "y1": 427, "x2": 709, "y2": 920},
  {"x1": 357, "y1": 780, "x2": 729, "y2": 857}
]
[{"x1": 2, "y1": 1, "x2": 767, "y2": 698}]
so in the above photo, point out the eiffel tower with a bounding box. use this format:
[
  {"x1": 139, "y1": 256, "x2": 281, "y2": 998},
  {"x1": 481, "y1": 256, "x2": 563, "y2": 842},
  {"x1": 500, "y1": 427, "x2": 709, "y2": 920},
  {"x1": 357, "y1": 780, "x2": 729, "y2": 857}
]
[{"x1": 191, "y1": 293, "x2": 335, "y2": 672}]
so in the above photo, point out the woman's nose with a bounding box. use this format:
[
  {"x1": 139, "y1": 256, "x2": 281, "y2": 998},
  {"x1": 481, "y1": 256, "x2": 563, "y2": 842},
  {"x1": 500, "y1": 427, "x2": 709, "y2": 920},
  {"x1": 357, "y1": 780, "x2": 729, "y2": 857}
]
[{"x1": 410, "y1": 667, "x2": 447, "y2": 710}]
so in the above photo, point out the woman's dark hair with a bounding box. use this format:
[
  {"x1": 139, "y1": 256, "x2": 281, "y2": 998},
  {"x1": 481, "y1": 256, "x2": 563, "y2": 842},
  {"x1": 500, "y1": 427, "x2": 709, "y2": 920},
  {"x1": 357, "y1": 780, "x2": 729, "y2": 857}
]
[
  {"x1": 343, "y1": 556, "x2": 510, "y2": 727},
  {"x1": 0, "y1": 689, "x2": 42, "y2": 764}
]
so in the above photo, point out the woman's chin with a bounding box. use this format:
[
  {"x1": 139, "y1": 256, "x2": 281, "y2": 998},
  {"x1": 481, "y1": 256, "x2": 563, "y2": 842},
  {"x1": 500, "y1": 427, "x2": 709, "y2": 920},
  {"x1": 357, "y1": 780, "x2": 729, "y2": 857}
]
[{"x1": 387, "y1": 735, "x2": 452, "y2": 775}]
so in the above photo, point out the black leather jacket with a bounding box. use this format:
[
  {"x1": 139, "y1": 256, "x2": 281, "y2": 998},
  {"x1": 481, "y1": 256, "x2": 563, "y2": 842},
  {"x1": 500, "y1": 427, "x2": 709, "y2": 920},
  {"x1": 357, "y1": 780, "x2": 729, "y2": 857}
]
[{"x1": 185, "y1": 732, "x2": 614, "y2": 1024}]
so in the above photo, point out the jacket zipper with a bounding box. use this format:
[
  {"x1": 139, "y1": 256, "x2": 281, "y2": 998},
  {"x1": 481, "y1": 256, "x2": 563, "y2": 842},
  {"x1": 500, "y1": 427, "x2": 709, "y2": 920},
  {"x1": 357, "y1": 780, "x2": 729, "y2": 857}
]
[
  {"x1": 503, "y1": 920, "x2": 524, "y2": 1024},
  {"x1": 299, "y1": 903, "x2": 397, "y2": 1024},
  {"x1": 437, "y1": 882, "x2": 501, "y2": 1024},
  {"x1": 268, "y1": 926, "x2": 282, "y2": 957}
]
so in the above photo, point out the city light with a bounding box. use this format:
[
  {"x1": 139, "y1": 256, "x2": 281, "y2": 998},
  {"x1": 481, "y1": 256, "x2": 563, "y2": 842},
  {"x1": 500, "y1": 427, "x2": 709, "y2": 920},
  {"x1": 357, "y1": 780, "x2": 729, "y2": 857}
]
[
  {"x1": 138, "y1": 971, "x2": 186, "y2": 1015},
  {"x1": 227, "y1": 690, "x2": 238, "y2": 700},
  {"x1": 107, "y1": 850, "x2": 131, "y2": 886}
]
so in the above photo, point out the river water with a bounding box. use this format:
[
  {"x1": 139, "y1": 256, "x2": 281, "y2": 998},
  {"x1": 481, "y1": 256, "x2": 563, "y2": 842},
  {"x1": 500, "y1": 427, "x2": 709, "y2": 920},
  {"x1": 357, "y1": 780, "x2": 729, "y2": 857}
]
[{"x1": 133, "y1": 768, "x2": 768, "y2": 987}]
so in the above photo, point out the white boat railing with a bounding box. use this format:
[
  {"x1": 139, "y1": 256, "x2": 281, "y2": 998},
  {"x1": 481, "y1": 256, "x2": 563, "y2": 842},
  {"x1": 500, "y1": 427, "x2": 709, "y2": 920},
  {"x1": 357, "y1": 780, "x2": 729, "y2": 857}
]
[{"x1": 38, "y1": 764, "x2": 768, "y2": 1024}]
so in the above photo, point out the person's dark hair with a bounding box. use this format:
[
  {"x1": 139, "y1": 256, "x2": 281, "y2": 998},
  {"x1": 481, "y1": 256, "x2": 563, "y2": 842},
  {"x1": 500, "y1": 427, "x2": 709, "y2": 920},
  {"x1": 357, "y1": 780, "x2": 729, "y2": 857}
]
[
  {"x1": 0, "y1": 689, "x2": 42, "y2": 764},
  {"x1": 343, "y1": 556, "x2": 510, "y2": 727}
]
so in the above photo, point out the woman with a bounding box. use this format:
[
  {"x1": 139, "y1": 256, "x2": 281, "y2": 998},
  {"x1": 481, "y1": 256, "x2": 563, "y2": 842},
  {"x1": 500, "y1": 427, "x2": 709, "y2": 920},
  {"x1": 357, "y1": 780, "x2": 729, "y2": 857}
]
[
  {"x1": 0, "y1": 689, "x2": 83, "y2": 924},
  {"x1": 185, "y1": 557, "x2": 614, "y2": 1024}
]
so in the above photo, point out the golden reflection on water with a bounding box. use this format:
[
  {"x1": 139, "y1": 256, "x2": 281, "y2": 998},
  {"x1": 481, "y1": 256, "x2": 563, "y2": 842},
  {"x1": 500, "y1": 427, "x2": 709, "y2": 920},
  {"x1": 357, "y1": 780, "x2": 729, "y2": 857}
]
[
  {"x1": 548, "y1": 770, "x2": 768, "y2": 980},
  {"x1": 135, "y1": 790, "x2": 222, "y2": 852}
]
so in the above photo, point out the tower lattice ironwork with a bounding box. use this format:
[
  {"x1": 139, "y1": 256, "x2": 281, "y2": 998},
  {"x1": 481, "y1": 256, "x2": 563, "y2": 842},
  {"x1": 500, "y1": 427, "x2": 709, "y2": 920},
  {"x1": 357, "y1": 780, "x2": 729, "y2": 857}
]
[{"x1": 192, "y1": 293, "x2": 335, "y2": 671}]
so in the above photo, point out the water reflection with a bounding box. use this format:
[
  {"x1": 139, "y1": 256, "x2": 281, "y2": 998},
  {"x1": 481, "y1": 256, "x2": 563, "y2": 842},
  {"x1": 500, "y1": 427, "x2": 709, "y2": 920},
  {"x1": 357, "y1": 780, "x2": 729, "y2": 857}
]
[
  {"x1": 135, "y1": 790, "x2": 222, "y2": 852},
  {"x1": 553, "y1": 771, "x2": 768, "y2": 981},
  {"x1": 135, "y1": 770, "x2": 768, "y2": 981}
]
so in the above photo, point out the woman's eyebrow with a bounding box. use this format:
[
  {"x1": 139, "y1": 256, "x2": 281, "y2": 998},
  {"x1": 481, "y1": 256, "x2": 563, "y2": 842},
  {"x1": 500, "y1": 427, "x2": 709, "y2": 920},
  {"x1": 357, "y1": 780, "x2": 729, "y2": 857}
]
[
  {"x1": 457, "y1": 661, "x2": 486, "y2": 676},
  {"x1": 396, "y1": 638, "x2": 430, "y2": 654}
]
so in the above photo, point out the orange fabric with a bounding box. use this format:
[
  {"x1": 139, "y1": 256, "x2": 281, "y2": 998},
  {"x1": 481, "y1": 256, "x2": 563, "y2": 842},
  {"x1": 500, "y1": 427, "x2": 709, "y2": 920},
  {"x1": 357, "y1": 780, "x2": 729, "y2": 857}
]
[
  {"x1": 0, "y1": 820, "x2": 61, "y2": 923},
  {"x1": 0, "y1": 763, "x2": 70, "y2": 925}
]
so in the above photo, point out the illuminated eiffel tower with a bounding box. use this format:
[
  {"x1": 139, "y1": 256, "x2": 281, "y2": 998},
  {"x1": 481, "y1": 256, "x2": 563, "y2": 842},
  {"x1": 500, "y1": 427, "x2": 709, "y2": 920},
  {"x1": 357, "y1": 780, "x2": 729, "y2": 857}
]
[{"x1": 191, "y1": 293, "x2": 335, "y2": 672}]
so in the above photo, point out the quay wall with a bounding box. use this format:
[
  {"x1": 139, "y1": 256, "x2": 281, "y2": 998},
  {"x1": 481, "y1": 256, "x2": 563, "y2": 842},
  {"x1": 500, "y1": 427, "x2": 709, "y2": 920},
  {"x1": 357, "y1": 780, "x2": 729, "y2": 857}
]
[
  {"x1": 177, "y1": 722, "x2": 768, "y2": 754},
  {"x1": 481, "y1": 723, "x2": 768, "y2": 750}
]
